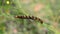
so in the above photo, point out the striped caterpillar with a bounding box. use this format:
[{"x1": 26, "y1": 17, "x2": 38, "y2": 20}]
[{"x1": 15, "y1": 16, "x2": 43, "y2": 24}]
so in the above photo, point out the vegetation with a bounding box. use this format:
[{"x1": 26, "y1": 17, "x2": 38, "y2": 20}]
[{"x1": 0, "y1": 0, "x2": 60, "y2": 34}]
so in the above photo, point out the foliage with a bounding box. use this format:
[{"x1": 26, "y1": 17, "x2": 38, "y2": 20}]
[{"x1": 0, "y1": 0, "x2": 60, "y2": 34}]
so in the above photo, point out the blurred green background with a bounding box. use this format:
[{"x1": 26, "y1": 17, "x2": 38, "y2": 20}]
[{"x1": 0, "y1": 0, "x2": 60, "y2": 34}]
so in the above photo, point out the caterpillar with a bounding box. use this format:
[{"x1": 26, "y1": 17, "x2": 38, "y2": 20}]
[{"x1": 15, "y1": 16, "x2": 43, "y2": 24}]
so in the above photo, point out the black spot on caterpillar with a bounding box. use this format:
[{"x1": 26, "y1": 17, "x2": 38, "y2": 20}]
[{"x1": 15, "y1": 16, "x2": 43, "y2": 24}]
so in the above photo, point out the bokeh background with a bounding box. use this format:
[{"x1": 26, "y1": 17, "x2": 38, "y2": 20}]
[{"x1": 0, "y1": 0, "x2": 60, "y2": 34}]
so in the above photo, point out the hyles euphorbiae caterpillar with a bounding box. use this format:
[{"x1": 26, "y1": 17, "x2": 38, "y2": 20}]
[{"x1": 15, "y1": 16, "x2": 43, "y2": 24}]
